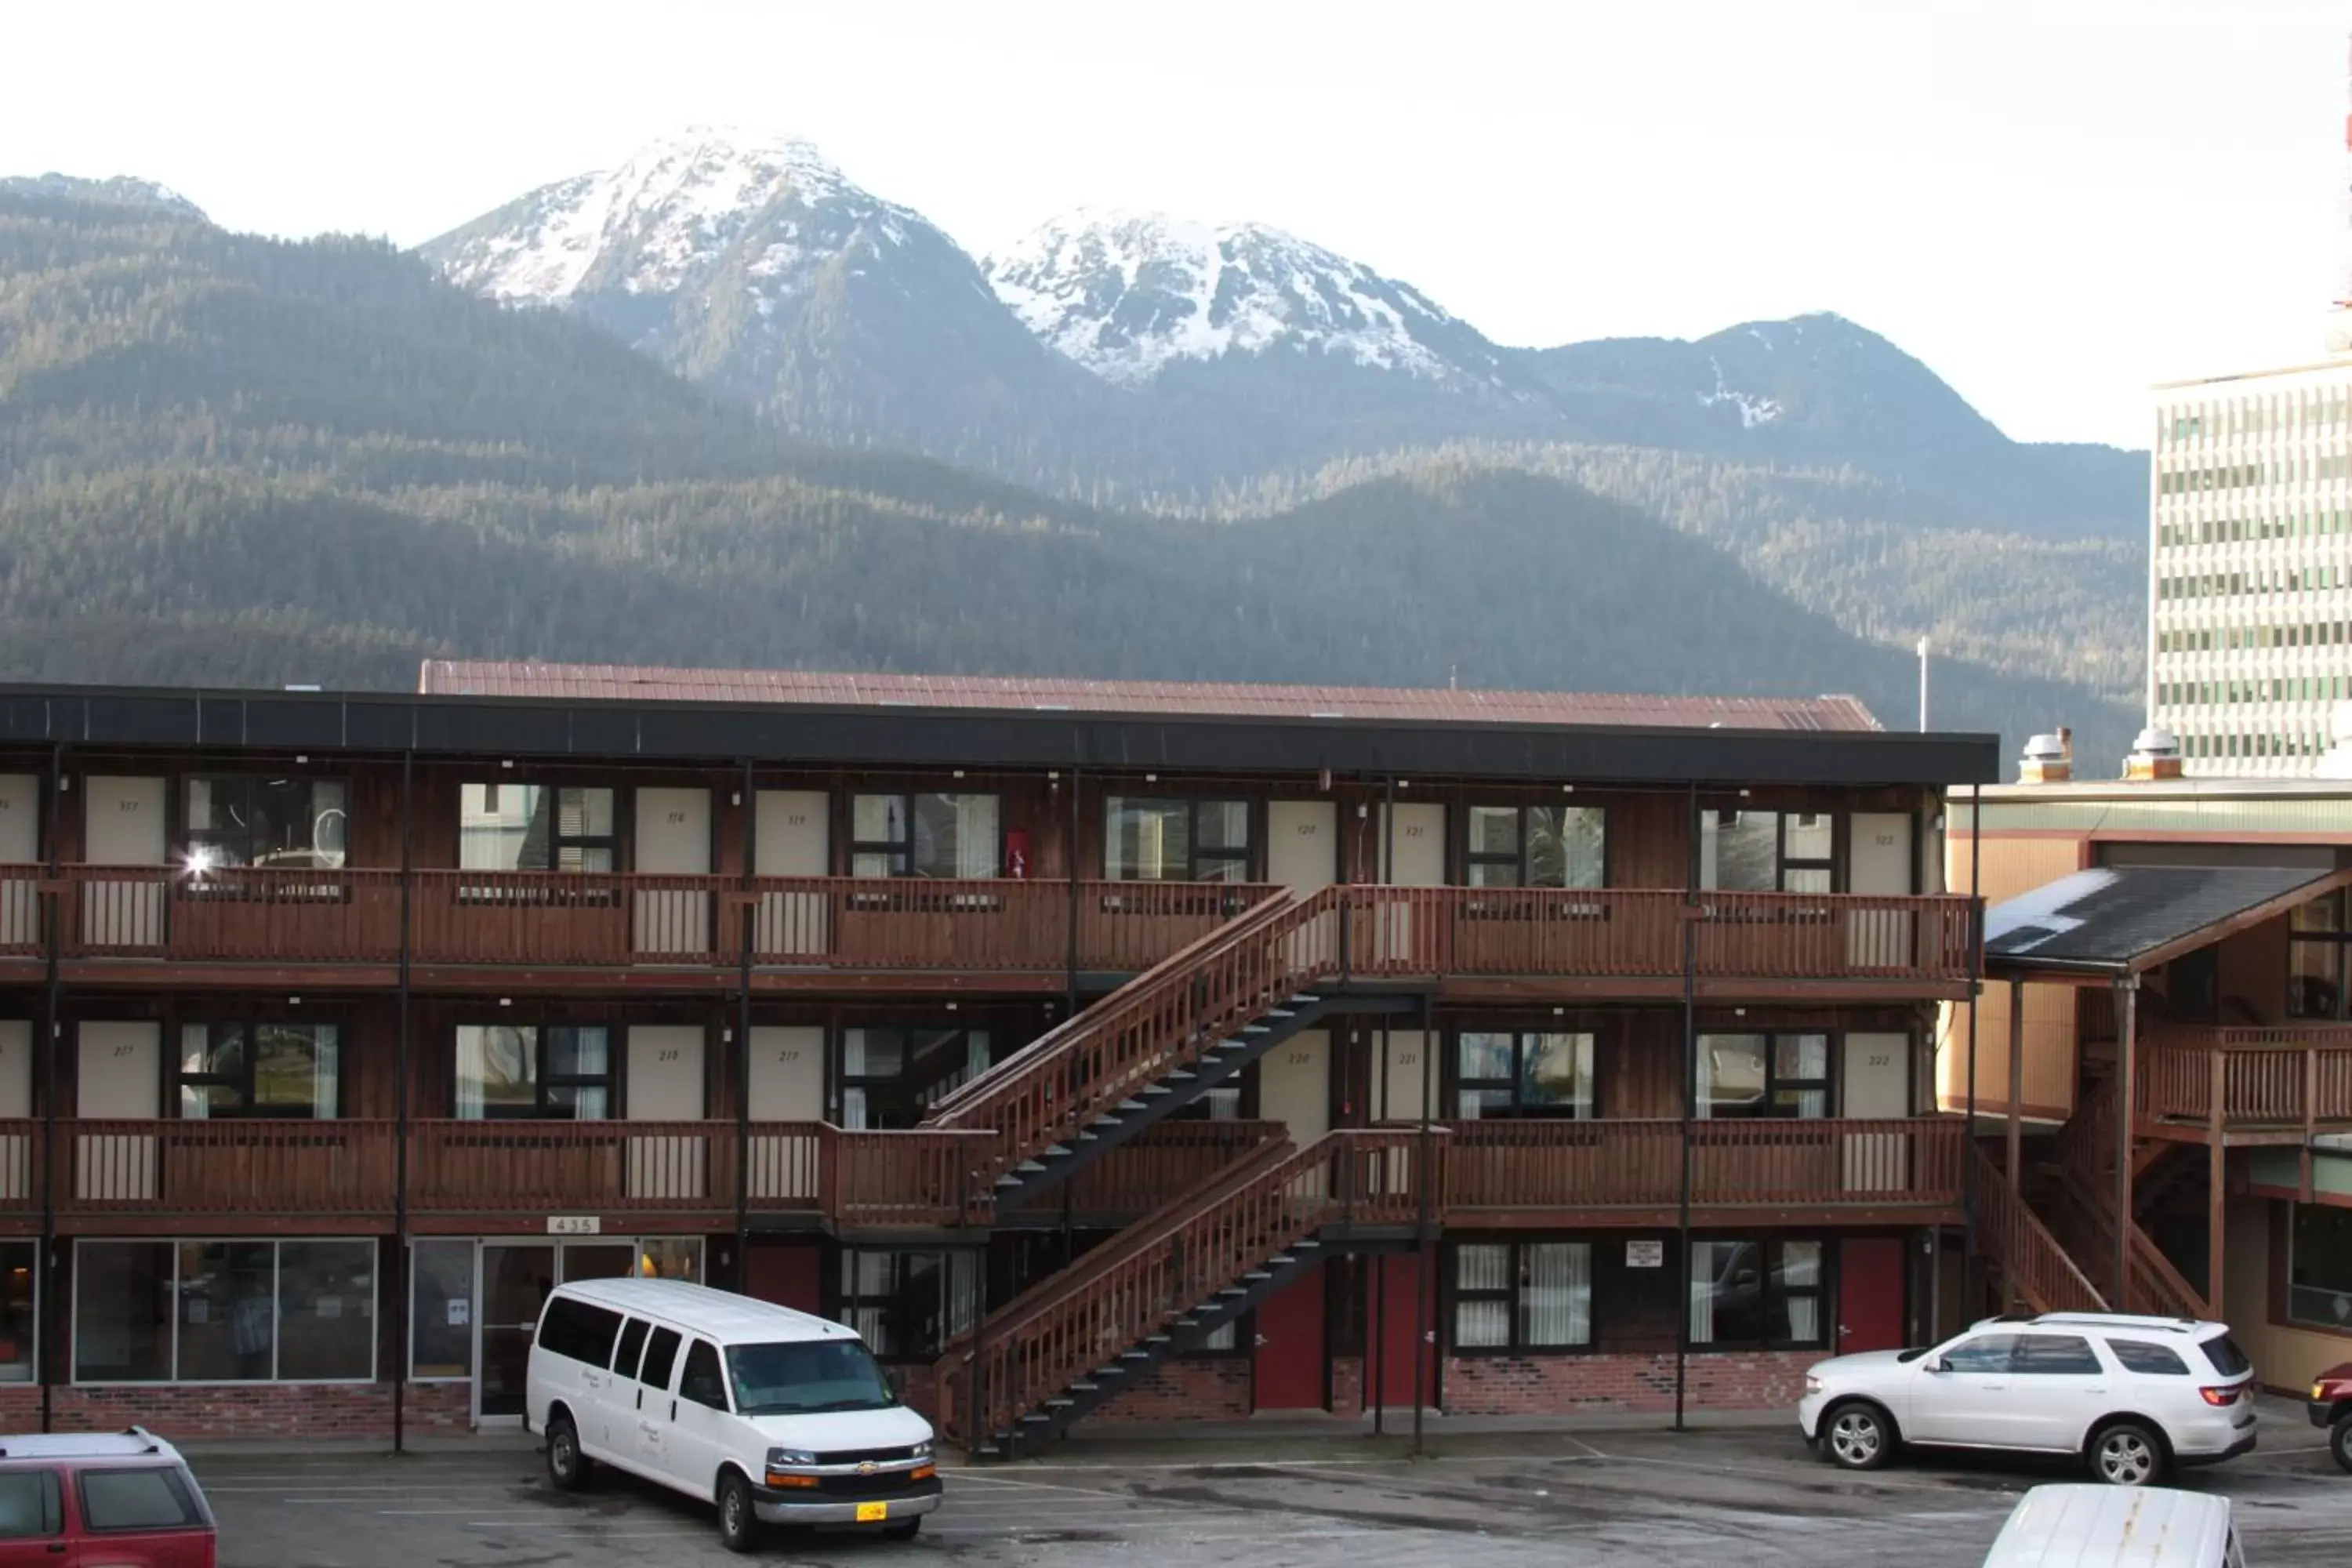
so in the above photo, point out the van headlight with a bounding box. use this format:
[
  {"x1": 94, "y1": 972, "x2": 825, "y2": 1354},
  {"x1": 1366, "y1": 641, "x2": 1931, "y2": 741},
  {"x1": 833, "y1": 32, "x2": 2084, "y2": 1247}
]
[
  {"x1": 766, "y1": 1446, "x2": 818, "y2": 1468},
  {"x1": 910, "y1": 1439, "x2": 934, "y2": 1460}
]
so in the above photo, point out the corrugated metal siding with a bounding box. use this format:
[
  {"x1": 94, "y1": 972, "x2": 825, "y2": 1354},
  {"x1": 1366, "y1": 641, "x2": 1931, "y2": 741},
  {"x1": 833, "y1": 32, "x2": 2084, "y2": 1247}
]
[{"x1": 418, "y1": 659, "x2": 1885, "y2": 734}]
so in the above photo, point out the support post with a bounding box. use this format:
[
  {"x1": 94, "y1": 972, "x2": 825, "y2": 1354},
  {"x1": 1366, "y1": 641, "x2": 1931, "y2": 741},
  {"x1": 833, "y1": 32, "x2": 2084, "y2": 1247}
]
[
  {"x1": 1412, "y1": 989, "x2": 1432, "y2": 1458},
  {"x1": 1960, "y1": 784, "x2": 1982, "y2": 1315},
  {"x1": 393, "y1": 747, "x2": 413, "y2": 1453},
  {"x1": 2006, "y1": 977, "x2": 2025, "y2": 1313},
  {"x1": 2209, "y1": 1042, "x2": 2227, "y2": 1316},
  {"x1": 1371, "y1": 1254, "x2": 1386, "y2": 1437},
  {"x1": 37, "y1": 742, "x2": 61, "y2": 1434},
  {"x1": 736, "y1": 759, "x2": 755, "y2": 1284},
  {"x1": 1674, "y1": 781, "x2": 1698, "y2": 1432},
  {"x1": 2114, "y1": 976, "x2": 2139, "y2": 1311},
  {"x1": 1064, "y1": 764, "x2": 1080, "y2": 1014}
]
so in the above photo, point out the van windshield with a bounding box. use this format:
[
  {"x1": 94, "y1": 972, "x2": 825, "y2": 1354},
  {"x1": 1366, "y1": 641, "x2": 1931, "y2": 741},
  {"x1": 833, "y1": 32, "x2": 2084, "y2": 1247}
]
[{"x1": 725, "y1": 1339, "x2": 898, "y2": 1417}]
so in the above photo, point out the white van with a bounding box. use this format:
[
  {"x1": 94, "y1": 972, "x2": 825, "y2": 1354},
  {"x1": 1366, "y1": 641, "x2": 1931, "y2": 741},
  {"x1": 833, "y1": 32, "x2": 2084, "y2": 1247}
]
[
  {"x1": 1982, "y1": 1484, "x2": 2244, "y2": 1567},
  {"x1": 523, "y1": 1277, "x2": 940, "y2": 1552}
]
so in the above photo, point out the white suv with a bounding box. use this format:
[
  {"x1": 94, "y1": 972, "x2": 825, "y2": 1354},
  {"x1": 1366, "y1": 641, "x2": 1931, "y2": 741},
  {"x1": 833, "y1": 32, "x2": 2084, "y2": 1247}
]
[{"x1": 1798, "y1": 1312, "x2": 2257, "y2": 1486}]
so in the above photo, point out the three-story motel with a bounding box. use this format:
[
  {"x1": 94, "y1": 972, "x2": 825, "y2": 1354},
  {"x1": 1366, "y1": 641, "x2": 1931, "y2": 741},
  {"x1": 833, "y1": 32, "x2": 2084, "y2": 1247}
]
[{"x1": 0, "y1": 662, "x2": 1997, "y2": 1446}]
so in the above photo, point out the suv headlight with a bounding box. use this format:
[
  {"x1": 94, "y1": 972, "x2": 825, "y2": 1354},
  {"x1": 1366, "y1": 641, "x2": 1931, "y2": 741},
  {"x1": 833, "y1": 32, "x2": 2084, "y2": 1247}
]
[
  {"x1": 1805, "y1": 1375, "x2": 1824, "y2": 1395},
  {"x1": 766, "y1": 1446, "x2": 818, "y2": 1468}
]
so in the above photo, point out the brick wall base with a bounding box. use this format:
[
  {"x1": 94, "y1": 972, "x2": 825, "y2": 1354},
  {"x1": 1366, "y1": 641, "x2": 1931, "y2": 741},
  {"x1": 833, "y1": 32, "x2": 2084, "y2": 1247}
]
[
  {"x1": 0, "y1": 1381, "x2": 474, "y2": 1440},
  {"x1": 1440, "y1": 1351, "x2": 1817, "y2": 1416},
  {"x1": 1094, "y1": 1358, "x2": 1251, "y2": 1422}
]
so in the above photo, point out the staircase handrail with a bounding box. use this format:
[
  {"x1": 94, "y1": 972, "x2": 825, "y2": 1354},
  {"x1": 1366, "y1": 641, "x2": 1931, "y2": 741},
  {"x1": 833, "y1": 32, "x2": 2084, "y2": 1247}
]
[
  {"x1": 920, "y1": 887, "x2": 1298, "y2": 1123},
  {"x1": 1972, "y1": 1146, "x2": 2107, "y2": 1314},
  {"x1": 936, "y1": 1126, "x2": 1428, "y2": 1443},
  {"x1": 924, "y1": 887, "x2": 1352, "y2": 1185}
]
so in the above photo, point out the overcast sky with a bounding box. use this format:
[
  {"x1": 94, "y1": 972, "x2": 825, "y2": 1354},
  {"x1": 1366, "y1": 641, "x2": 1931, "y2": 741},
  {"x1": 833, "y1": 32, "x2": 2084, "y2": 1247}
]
[{"x1": 9, "y1": 0, "x2": 2345, "y2": 448}]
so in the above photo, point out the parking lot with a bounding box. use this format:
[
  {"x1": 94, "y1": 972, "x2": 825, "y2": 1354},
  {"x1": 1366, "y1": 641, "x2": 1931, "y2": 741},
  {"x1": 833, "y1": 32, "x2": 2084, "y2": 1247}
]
[{"x1": 196, "y1": 1402, "x2": 2352, "y2": 1567}]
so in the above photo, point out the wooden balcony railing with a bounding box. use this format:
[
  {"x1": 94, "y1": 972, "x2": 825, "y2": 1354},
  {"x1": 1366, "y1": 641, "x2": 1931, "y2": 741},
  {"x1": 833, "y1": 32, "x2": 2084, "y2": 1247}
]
[
  {"x1": 406, "y1": 1119, "x2": 736, "y2": 1214},
  {"x1": 45, "y1": 1118, "x2": 398, "y2": 1215},
  {"x1": 2140, "y1": 1027, "x2": 2352, "y2": 1129},
  {"x1": 1051, "y1": 1120, "x2": 1286, "y2": 1214},
  {"x1": 1339, "y1": 887, "x2": 1973, "y2": 984},
  {"x1": 60, "y1": 866, "x2": 405, "y2": 964},
  {"x1": 1972, "y1": 1146, "x2": 2107, "y2": 1315},
  {"x1": 1443, "y1": 1116, "x2": 1965, "y2": 1212},
  {"x1": 28, "y1": 869, "x2": 1975, "y2": 988},
  {"x1": 410, "y1": 870, "x2": 732, "y2": 967}
]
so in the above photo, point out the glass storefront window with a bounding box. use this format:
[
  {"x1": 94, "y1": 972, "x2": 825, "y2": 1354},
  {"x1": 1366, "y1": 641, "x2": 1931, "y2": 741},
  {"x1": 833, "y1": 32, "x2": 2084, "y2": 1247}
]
[
  {"x1": 409, "y1": 1240, "x2": 475, "y2": 1381},
  {"x1": 73, "y1": 1242, "x2": 175, "y2": 1383},
  {"x1": 78, "y1": 1240, "x2": 376, "y2": 1385}
]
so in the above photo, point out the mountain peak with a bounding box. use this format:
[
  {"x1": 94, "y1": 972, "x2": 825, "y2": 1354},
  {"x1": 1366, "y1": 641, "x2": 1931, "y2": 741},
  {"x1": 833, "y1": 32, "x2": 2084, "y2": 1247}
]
[
  {"x1": 425, "y1": 125, "x2": 885, "y2": 304},
  {"x1": 982, "y1": 208, "x2": 1486, "y2": 387},
  {"x1": 0, "y1": 172, "x2": 208, "y2": 221}
]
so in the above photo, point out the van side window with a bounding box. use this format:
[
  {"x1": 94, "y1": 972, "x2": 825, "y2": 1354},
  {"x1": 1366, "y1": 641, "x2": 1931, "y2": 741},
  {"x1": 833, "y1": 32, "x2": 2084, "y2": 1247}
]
[
  {"x1": 640, "y1": 1326, "x2": 683, "y2": 1391},
  {"x1": 680, "y1": 1339, "x2": 729, "y2": 1410},
  {"x1": 611, "y1": 1316, "x2": 651, "y2": 1376},
  {"x1": 2107, "y1": 1338, "x2": 2190, "y2": 1375},
  {"x1": 0, "y1": 1470, "x2": 61, "y2": 1538},
  {"x1": 538, "y1": 1298, "x2": 623, "y2": 1367}
]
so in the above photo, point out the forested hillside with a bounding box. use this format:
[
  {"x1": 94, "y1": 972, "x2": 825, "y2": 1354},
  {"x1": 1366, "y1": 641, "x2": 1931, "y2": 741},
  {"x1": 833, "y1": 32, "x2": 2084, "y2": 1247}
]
[{"x1": 0, "y1": 187, "x2": 2136, "y2": 765}]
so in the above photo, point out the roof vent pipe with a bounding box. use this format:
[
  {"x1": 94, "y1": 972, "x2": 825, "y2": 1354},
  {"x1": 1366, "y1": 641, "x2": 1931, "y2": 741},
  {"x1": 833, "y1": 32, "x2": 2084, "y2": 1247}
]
[
  {"x1": 2020, "y1": 731, "x2": 2073, "y2": 784},
  {"x1": 2124, "y1": 726, "x2": 2183, "y2": 782}
]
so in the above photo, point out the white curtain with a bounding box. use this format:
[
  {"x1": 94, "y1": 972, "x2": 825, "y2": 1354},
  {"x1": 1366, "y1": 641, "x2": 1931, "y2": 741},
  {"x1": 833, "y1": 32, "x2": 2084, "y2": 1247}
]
[
  {"x1": 1522, "y1": 1243, "x2": 1592, "y2": 1347},
  {"x1": 1689, "y1": 1240, "x2": 1728, "y2": 1345},
  {"x1": 840, "y1": 1031, "x2": 871, "y2": 1129},
  {"x1": 1454, "y1": 1245, "x2": 1511, "y2": 1348},
  {"x1": 1781, "y1": 1242, "x2": 1823, "y2": 1343},
  {"x1": 310, "y1": 1026, "x2": 340, "y2": 1121}
]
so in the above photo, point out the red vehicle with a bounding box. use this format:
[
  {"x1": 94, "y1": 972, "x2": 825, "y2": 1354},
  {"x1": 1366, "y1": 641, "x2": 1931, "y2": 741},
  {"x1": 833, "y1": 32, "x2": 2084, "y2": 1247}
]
[
  {"x1": 0, "y1": 1428, "x2": 217, "y2": 1566},
  {"x1": 2313, "y1": 1363, "x2": 2352, "y2": 1474}
]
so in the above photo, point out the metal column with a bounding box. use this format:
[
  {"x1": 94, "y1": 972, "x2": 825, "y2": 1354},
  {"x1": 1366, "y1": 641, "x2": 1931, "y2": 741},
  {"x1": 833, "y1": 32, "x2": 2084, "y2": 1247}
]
[
  {"x1": 1673, "y1": 782, "x2": 1697, "y2": 1432},
  {"x1": 2114, "y1": 976, "x2": 2140, "y2": 1310},
  {"x1": 393, "y1": 748, "x2": 413, "y2": 1453}
]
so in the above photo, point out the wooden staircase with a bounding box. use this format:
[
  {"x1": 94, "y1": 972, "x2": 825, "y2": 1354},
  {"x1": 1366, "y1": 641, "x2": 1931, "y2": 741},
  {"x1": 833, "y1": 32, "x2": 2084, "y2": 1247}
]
[
  {"x1": 933, "y1": 1127, "x2": 1434, "y2": 1456},
  {"x1": 922, "y1": 886, "x2": 1396, "y2": 1207},
  {"x1": 2042, "y1": 1074, "x2": 2209, "y2": 1319}
]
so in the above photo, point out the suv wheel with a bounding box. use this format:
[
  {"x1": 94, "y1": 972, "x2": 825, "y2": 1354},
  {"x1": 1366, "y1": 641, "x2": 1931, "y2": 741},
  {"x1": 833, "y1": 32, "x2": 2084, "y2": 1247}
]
[
  {"x1": 2088, "y1": 1421, "x2": 2165, "y2": 1486},
  {"x1": 2330, "y1": 1414, "x2": 2351, "y2": 1475},
  {"x1": 1821, "y1": 1401, "x2": 1893, "y2": 1471},
  {"x1": 545, "y1": 1413, "x2": 588, "y2": 1492},
  {"x1": 718, "y1": 1471, "x2": 760, "y2": 1553}
]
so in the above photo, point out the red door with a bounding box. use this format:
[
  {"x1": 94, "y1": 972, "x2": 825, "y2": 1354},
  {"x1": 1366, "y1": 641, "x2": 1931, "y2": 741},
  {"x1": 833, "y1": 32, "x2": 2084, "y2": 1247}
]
[
  {"x1": 1837, "y1": 1237, "x2": 1907, "y2": 1353},
  {"x1": 1252, "y1": 1267, "x2": 1327, "y2": 1410},
  {"x1": 1370, "y1": 1254, "x2": 1439, "y2": 1411}
]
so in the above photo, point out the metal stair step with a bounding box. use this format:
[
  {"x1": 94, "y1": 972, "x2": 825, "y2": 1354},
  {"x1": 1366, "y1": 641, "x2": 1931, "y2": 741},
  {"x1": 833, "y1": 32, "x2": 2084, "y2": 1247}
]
[
  {"x1": 1016, "y1": 1161, "x2": 1047, "y2": 1174},
  {"x1": 1094, "y1": 1365, "x2": 1127, "y2": 1377},
  {"x1": 1290, "y1": 993, "x2": 1321, "y2": 1005},
  {"x1": 1142, "y1": 1085, "x2": 1172, "y2": 1098},
  {"x1": 1265, "y1": 1009, "x2": 1295, "y2": 1021},
  {"x1": 1044, "y1": 1144, "x2": 1073, "y2": 1157},
  {"x1": 1117, "y1": 1100, "x2": 1148, "y2": 1112},
  {"x1": 1045, "y1": 1398, "x2": 1073, "y2": 1409},
  {"x1": 1243, "y1": 1270, "x2": 1272, "y2": 1282},
  {"x1": 1166, "y1": 1069, "x2": 1196, "y2": 1082}
]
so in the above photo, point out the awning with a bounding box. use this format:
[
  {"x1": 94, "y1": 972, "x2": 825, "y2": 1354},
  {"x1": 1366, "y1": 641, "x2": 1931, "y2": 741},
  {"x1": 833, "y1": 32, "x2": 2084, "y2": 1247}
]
[{"x1": 1984, "y1": 863, "x2": 2352, "y2": 979}]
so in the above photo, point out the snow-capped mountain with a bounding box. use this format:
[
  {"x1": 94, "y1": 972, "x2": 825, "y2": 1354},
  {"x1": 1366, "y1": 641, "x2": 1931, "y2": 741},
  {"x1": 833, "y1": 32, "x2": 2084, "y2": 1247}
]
[
  {"x1": 427, "y1": 127, "x2": 892, "y2": 307},
  {"x1": 423, "y1": 127, "x2": 1111, "y2": 465},
  {"x1": 983, "y1": 209, "x2": 1519, "y2": 391}
]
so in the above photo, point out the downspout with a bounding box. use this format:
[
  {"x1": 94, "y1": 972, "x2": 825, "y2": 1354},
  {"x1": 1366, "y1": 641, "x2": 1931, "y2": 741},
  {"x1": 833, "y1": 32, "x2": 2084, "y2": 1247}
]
[
  {"x1": 1962, "y1": 782, "x2": 1982, "y2": 1313},
  {"x1": 1674, "y1": 780, "x2": 1696, "y2": 1433},
  {"x1": 38, "y1": 742, "x2": 61, "y2": 1434},
  {"x1": 393, "y1": 747, "x2": 412, "y2": 1453},
  {"x1": 736, "y1": 759, "x2": 754, "y2": 1287},
  {"x1": 1412, "y1": 988, "x2": 1432, "y2": 1459}
]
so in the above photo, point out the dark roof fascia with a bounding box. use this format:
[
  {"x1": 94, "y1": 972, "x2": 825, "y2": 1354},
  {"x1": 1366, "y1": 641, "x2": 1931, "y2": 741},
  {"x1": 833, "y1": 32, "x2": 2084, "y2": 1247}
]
[{"x1": 0, "y1": 684, "x2": 2003, "y2": 789}]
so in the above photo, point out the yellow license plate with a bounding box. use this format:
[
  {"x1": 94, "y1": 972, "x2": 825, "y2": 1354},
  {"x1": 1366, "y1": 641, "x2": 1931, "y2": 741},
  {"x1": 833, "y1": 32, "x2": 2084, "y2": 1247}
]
[{"x1": 855, "y1": 1502, "x2": 888, "y2": 1523}]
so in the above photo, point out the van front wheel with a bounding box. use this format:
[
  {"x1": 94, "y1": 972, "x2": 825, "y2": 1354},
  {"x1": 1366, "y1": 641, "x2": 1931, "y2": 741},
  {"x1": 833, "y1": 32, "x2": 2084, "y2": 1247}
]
[
  {"x1": 717, "y1": 1471, "x2": 760, "y2": 1553},
  {"x1": 545, "y1": 1413, "x2": 588, "y2": 1492}
]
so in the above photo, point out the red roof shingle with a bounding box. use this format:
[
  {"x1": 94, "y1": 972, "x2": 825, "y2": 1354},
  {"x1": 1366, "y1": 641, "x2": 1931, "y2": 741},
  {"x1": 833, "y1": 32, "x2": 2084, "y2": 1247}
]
[{"x1": 419, "y1": 660, "x2": 1883, "y2": 734}]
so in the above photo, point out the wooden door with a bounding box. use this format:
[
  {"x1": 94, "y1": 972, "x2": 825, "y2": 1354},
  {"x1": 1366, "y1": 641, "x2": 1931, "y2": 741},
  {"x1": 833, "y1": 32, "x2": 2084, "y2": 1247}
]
[
  {"x1": 76, "y1": 1020, "x2": 159, "y2": 1201},
  {"x1": 746, "y1": 1025, "x2": 824, "y2": 1199},
  {"x1": 1836, "y1": 1236, "x2": 1907, "y2": 1353},
  {"x1": 1258, "y1": 1029, "x2": 1331, "y2": 1142},
  {"x1": 1841, "y1": 1031, "x2": 1912, "y2": 1193},
  {"x1": 755, "y1": 790, "x2": 829, "y2": 957},
  {"x1": 626, "y1": 1025, "x2": 706, "y2": 1200},
  {"x1": 1375, "y1": 802, "x2": 1445, "y2": 970},
  {"x1": 1268, "y1": 800, "x2": 1338, "y2": 973},
  {"x1": 0, "y1": 775, "x2": 35, "y2": 950},
  {"x1": 1252, "y1": 1266, "x2": 1327, "y2": 1410},
  {"x1": 82, "y1": 776, "x2": 165, "y2": 949},
  {"x1": 1848, "y1": 812, "x2": 1915, "y2": 970},
  {"x1": 633, "y1": 788, "x2": 711, "y2": 956}
]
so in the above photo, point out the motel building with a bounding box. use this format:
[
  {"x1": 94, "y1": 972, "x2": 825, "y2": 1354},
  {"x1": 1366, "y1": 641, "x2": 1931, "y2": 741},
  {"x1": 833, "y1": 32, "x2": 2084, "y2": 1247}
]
[
  {"x1": 0, "y1": 662, "x2": 2001, "y2": 1444},
  {"x1": 1946, "y1": 717, "x2": 2352, "y2": 1397}
]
